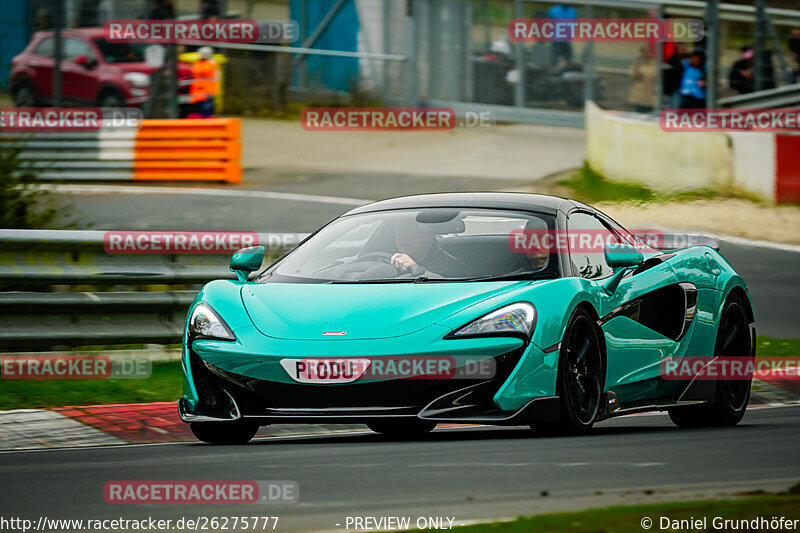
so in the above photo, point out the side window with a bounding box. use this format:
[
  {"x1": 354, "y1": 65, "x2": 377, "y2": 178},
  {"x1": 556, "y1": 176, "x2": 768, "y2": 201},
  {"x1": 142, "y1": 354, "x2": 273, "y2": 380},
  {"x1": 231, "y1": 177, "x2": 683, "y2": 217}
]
[
  {"x1": 567, "y1": 212, "x2": 621, "y2": 280},
  {"x1": 64, "y1": 38, "x2": 92, "y2": 62},
  {"x1": 33, "y1": 38, "x2": 55, "y2": 58}
]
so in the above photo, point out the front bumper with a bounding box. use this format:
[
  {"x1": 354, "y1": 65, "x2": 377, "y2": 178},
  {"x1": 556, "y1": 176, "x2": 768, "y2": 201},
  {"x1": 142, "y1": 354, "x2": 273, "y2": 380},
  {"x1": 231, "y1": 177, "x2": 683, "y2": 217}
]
[{"x1": 179, "y1": 325, "x2": 560, "y2": 426}]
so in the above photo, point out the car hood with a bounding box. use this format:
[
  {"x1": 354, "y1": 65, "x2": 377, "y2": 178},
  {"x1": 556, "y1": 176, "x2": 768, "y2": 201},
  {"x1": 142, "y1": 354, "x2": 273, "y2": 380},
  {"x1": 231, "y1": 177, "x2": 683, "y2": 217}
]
[{"x1": 240, "y1": 281, "x2": 537, "y2": 340}]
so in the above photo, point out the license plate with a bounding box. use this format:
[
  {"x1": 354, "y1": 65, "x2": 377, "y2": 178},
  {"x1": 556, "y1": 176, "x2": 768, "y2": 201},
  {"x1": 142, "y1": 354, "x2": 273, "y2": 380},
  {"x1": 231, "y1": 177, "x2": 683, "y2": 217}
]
[{"x1": 280, "y1": 358, "x2": 371, "y2": 384}]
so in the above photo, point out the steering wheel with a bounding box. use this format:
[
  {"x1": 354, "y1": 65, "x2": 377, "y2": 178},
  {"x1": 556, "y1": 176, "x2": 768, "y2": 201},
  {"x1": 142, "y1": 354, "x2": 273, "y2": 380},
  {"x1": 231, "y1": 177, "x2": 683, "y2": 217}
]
[{"x1": 357, "y1": 251, "x2": 394, "y2": 264}]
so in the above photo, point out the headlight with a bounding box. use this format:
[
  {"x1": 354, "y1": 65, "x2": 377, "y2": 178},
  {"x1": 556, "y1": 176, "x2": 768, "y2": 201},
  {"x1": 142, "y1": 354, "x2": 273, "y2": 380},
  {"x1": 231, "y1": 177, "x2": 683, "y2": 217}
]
[
  {"x1": 123, "y1": 72, "x2": 150, "y2": 87},
  {"x1": 448, "y1": 302, "x2": 536, "y2": 339},
  {"x1": 189, "y1": 303, "x2": 235, "y2": 340}
]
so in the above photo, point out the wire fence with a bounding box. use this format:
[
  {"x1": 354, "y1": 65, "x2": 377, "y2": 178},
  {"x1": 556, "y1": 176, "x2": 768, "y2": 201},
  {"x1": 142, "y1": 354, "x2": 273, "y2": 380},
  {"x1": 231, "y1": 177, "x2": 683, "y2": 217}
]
[{"x1": 11, "y1": 0, "x2": 800, "y2": 124}]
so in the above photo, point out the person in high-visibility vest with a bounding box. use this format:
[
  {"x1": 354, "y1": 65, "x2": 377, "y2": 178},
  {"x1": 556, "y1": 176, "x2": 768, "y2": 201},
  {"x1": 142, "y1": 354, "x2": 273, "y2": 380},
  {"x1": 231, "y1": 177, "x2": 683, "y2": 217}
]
[{"x1": 189, "y1": 46, "x2": 219, "y2": 117}]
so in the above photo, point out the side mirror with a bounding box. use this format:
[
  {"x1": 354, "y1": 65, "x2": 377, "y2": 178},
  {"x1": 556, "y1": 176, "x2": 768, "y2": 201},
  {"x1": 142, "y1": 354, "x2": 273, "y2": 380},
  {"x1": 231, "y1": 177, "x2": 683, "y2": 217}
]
[
  {"x1": 604, "y1": 243, "x2": 643, "y2": 269},
  {"x1": 74, "y1": 55, "x2": 95, "y2": 69},
  {"x1": 601, "y1": 243, "x2": 643, "y2": 294},
  {"x1": 230, "y1": 246, "x2": 265, "y2": 282}
]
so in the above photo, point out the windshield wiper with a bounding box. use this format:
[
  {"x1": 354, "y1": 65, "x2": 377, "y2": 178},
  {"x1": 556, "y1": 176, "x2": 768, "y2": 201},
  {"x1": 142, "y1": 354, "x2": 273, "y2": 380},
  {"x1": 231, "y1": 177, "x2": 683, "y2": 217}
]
[
  {"x1": 448, "y1": 272, "x2": 556, "y2": 282},
  {"x1": 326, "y1": 278, "x2": 418, "y2": 284},
  {"x1": 325, "y1": 272, "x2": 555, "y2": 284}
]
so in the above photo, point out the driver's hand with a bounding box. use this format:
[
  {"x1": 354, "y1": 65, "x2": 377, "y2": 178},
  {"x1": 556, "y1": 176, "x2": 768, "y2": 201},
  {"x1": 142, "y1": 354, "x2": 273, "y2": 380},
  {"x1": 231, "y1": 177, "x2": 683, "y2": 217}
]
[{"x1": 391, "y1": 253, "x2": 419, "y2": 273}]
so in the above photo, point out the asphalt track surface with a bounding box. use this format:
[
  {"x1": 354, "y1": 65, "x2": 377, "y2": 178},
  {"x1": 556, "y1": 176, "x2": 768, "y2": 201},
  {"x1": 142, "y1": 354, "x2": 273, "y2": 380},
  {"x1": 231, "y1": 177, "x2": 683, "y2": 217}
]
[{"x1": 0, "y1": 406, "x2": 798, "y2": 531}]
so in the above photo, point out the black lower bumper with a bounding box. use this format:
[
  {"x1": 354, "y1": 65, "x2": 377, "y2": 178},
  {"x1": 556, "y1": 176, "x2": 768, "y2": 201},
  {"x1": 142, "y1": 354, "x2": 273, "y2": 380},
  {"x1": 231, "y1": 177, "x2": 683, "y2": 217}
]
[{"x1": 180, "y1": 347, "x2": 560, "y2": 426}]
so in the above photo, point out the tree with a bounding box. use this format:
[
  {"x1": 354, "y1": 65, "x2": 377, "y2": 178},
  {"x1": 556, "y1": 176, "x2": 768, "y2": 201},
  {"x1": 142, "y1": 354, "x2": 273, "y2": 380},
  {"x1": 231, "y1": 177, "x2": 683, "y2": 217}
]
[{"x1": 0, "y1": 142, "x2": 64, "y2": 229}]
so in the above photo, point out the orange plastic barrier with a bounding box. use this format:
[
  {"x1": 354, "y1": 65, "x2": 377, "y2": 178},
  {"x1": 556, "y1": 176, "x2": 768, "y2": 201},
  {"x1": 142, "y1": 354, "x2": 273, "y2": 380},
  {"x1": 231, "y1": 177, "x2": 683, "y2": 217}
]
[{"x1": 132, "y1": 119, "x2": 242, "y2": 183}]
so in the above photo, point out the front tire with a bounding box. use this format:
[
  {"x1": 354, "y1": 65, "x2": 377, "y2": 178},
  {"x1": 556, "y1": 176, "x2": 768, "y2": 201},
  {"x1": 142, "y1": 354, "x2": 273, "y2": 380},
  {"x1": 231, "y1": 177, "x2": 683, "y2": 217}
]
[
  {"x1": 189, "y1": 420, "x2": 260, "y2": 444},
  {"x1": 14, "y1": 82, "x2": 38, "y2": 106},
  {"x1": 97, "y1": 89, "x2": 126, "y2": 108},
  {"x1": 367, "y1": 419, "x2": 436, "y2": 439},
  {"x1": 532, "y1": 308, "x2": 604, "y2": 436},
  {"x1": 669, "y1": 296, "x2": 753, "y2": 428}
]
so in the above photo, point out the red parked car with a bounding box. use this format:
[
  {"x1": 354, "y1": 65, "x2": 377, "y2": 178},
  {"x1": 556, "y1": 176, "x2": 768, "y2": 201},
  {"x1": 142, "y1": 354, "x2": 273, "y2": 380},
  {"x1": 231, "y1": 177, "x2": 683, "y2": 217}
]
[{"x1": 9, "y1": 28, "x2": 192, "y2": 109}]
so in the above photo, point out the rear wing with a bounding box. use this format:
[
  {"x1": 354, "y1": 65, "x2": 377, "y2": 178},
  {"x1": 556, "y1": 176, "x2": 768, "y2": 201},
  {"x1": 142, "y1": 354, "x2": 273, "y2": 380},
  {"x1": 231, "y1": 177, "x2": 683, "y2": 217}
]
[{"x1": 631, "y1": 231, "x2": 720, "y2": 252}]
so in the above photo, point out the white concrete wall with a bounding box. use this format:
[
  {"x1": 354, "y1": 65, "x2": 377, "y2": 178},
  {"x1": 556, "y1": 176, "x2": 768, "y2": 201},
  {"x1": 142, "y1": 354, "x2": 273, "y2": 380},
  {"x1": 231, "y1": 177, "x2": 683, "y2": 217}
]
[
  {"x1": 586, "y1": 102, "x2": 775, "y2": 201},
  {"x1": 729, "y1": 132, "x2": 776, "y2": 201},
  {"x1": 586, "y1": 101, "x2": 732, "y2": 193}
]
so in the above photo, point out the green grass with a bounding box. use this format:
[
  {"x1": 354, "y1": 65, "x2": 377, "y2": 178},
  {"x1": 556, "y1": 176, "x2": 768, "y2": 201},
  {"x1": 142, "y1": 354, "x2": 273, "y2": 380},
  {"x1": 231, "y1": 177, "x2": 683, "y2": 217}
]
[
  {"x1": 757, "y1": 337, "x2": 800, "y2": 359},
  {"x1": 559, "y1": 163, "x2": 722, "y2": 205},
  {"x1": 450, "y1": 493, "x2": 800, "y2": 533},
  {"x1": 0, "y1": 361, "x2": 183, "y2": 410}
]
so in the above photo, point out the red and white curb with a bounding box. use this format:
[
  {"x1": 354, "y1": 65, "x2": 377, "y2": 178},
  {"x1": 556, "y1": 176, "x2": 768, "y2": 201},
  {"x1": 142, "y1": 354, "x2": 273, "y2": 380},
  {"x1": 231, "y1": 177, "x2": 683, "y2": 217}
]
[{"x1": 0, "y1": 409, "x2": 125, "y2": 450}]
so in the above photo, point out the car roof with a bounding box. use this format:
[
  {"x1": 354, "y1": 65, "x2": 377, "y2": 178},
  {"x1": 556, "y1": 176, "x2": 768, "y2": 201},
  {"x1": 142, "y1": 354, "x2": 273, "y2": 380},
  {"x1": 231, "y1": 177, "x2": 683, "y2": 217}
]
[
  {"x1": 35, "y1": 28, "x2": 106, "y2": 39},
  {"x1": 344, "y1": 192, "x2": 583, "y2": 216}
]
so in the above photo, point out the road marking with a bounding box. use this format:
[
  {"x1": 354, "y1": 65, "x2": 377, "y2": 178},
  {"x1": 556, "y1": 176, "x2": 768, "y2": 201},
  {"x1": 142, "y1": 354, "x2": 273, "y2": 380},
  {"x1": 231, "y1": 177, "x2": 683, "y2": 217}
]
[{"x1": 35, "y1": 184, "x2": 371, "y2": 207}]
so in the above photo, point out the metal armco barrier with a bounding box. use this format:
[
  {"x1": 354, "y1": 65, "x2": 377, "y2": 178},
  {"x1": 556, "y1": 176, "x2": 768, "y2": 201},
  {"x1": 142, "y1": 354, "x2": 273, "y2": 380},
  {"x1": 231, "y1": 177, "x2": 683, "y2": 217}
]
[
  {"x1": 0, "y1": 230, "x2": 306, "y2": 350},
  {"x1": 0, "y1": 119, "x2": 242, "y2": 183},
  {"x1": 719, "y1": 83, "x2": 800, "y2": 109}
]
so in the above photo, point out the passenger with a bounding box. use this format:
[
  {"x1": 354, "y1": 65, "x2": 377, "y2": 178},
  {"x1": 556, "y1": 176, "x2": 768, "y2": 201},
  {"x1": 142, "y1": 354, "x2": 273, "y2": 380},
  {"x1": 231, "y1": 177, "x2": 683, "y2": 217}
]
[{"x1": 511, "y1": 219, "x2": 550, "y2": 274}]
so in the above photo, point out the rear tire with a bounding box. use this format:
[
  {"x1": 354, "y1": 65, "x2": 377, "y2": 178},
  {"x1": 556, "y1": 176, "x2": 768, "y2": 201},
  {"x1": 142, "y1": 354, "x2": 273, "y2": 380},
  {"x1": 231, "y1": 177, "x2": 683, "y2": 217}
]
[
  {"x1": 669, "y1": 296, "x2": 752, "y2": 428},
  {"x1": 189, "y1": 420, "x2": 260, "y2": 444},
  {"x1": 367, "y1": 419, "x2": 436, "y2": 439},
  {"x1": 532, "y1": 308, "x2": 604, "y2": 436}
]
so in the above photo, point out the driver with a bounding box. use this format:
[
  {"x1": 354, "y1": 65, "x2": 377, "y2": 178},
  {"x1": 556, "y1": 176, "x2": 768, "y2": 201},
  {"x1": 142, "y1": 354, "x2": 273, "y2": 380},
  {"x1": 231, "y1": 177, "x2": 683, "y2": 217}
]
[{"x1": 391, "y1": 220, "x2": 470, "y2": 278}]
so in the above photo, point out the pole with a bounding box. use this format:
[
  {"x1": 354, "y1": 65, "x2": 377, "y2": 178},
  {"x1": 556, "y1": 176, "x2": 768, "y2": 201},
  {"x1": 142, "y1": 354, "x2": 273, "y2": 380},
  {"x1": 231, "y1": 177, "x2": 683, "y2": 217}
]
[
  {"x1": 53, "y1": 0, "x2": 64, "y2": 108},
  {"x1": 406, "y1": 0, "x2": 419, "y2": 106},
  {"x1": 754, "y1": 0, "x2": 767, "y2": 91},
  {"x1": 514, "y1": 0, "x2": 524, "y2": 108},
  {"x1": 704, "y1": 0, "x2": 719, "y2": 109}
]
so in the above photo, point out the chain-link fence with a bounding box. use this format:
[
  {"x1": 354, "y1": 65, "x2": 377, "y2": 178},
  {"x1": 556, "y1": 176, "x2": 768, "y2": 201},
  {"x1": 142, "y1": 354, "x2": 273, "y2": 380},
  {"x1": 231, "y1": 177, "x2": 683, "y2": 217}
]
[{"x1": 11, "y1": 0, "x2": 800, "y2": 123}]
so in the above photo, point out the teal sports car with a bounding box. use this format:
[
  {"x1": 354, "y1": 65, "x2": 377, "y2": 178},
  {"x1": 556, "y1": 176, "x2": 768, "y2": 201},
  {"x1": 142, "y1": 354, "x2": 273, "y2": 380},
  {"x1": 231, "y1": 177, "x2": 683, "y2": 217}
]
[{"x1": 179, "y1": 193, "x2": 756, "y2": 444}]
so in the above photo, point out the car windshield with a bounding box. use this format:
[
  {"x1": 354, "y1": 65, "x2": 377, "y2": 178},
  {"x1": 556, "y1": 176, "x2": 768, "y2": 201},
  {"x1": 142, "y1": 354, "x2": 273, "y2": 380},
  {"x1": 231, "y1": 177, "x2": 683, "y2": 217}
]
[
  {"x1": 258, "y1": 208, "x2": 559, "y2": 283},
  {"x1": 93, "y1": 39, "x2": 145, "y2": 63}
]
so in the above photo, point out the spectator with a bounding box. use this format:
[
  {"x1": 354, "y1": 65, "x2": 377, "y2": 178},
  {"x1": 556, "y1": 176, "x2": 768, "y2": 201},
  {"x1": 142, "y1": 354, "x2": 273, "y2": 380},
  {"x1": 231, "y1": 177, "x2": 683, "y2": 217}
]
[
  {"x1": 789, "y1": 28, "x2": 800, "y2": 61},
  {"x1": 146, "y1": 0, "x2": 175, "y2": 19},
  {"x1": 34, "y1": 8, "x2": 52, "y2": 31},
  {"x1": 628, "y1": 46, "x2": 658, "y2": 113},
  {"x1": 679, "y1": 50, "x2": 706, "y2": 109},
  {"x1": 189, "y1": 46, "x2": 219, "y2": 117},
  {"x1": 200, "y1": 0, "x2": 221, "y2": 19},
  {"x1": 548, "y1": 3, "x2": 578, "y2": 67},
  {"x1": 790, "y1": 29, "x2": 800, "y2": 83},
  {"x1": 729, "y1": 46, "x2": 755, "y2": 94},
  {"x1": 663, "y1": 43, "x2": 687, "y2": 108}
]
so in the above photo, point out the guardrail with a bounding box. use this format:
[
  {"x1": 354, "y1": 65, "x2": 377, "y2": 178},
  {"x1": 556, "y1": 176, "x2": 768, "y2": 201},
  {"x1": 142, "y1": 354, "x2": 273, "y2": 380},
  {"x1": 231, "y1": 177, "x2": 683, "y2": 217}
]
[
  {"x1": 719, "y1": 83, "x2": 800, "y2": 109},
  {"x1": 0, "y1": 118, "x2": 242, "y2": 183},
  {"x1": 0, "y1": 230, "x2": 306, "y2": 350}
]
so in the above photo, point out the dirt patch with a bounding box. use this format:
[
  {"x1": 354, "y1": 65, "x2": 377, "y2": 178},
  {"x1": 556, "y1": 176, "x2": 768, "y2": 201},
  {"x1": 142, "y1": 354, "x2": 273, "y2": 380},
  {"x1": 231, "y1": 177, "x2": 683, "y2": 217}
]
[
  {"x1": 593, "y1": 200, "x2": 800, "y2": 246},
  {"x1": 503, "y1": 171, "x2": 800, "y2": 246}
]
